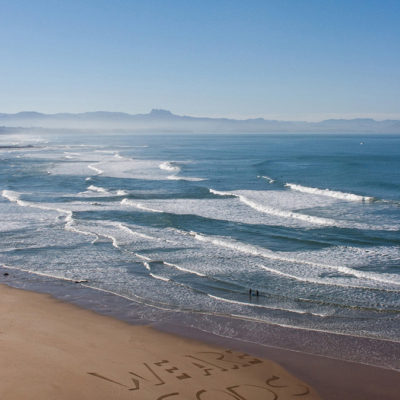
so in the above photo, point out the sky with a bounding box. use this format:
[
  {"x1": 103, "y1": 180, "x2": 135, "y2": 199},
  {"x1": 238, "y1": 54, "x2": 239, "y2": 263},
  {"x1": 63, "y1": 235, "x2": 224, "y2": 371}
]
[{"x1": 0, "y1": 0, "x2": 399, "y2": 121}]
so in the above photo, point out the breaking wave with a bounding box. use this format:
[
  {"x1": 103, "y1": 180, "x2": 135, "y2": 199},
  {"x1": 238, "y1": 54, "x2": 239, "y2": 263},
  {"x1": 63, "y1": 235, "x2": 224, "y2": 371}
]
[
  {"x1": 87, "y1": 185, "x2": 109, "y2": 194},
  {"x1": 166, "y1": 175, "x2": 205, "y2": 181},
  {"x1": 88, "y1": 164, "x2": 103, "y2": 175},
  {"x1": 258, "y1": 175, "x2": 275, "y2": 184},
  {"x1": 159, "y1": 161, "x2": 181, "y2": 173},
  {"x1": 207, "y1": 294, "x2": 329, "y2": 317},
  {"x1": 208, "y1": 189, "x2": 397, "y2": 231},
  {"x1": 160, "y1": 161, "x2": 205, "y2": 181},
  {"x1": 209, "y1": 189, "x2": 337, "y2": 226},
  {"x1": 1, "y1": 190, "x2": 98, "y2": 239},
  {"x1": 285, "y1": 183, "x2": 375, "y2": 202},
  {"x1": 121, "y1": 198, "x2": 163, "y2": 213},
  {"x1": 181, "y1": 229, "x2": 400, "y2": 287}
]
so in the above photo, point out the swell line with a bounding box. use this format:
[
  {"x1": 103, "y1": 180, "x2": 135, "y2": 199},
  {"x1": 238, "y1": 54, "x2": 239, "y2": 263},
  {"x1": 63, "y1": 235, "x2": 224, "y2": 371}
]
[
  {"x1": 207, "y1": 294, "x2": 329, "y2": 317},
  {"x1": 209, "y1": 189, "x2": 339, "y2": 226},
  {"x1": 1, "y1": 190, "x2": 99, "y2": 240},
  {"x1": 88, "y1": 164, "x2": 103, "y2": 175},
  {"x1": 178, "y1": 229, "x2": 400, "y2": 287},
  {"x1": 285, "y1": 183, "x2": 375, "y2": 202},
  {"x1": 1, "y1": 264, "x2": 88, "y2": 283},
  {"x1": 257, "y1": 263, "x2": 400, "y2": 293},
  {"x1": 209, "y1": 188, "x2": 398, "y2": 231}
]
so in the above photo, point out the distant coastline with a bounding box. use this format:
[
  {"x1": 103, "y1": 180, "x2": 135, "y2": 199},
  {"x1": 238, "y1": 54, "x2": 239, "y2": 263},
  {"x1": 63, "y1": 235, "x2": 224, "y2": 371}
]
[{"x1": 1, "y1": 109, "x2": 400, "y2": 134}]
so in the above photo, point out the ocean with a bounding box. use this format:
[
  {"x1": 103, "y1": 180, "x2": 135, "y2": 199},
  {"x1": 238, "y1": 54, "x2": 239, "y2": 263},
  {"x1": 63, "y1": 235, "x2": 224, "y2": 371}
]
[{"x1": 1, "y1": 132, "x2": 399, "y2": 369}]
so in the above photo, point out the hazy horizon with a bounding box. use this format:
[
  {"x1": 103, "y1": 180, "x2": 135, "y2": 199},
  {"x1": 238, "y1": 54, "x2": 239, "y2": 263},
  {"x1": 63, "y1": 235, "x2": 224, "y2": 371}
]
[
  {"x1": 2, "y1": 108, "x2": 399, "y2": 134},
  {"x1": 2, "y1": 108, "x2": 400, "y2": 123}
]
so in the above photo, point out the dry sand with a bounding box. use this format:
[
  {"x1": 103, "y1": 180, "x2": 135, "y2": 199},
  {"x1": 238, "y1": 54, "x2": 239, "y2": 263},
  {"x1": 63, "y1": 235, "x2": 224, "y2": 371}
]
[{"x1": 0, "y1": 284, "x2": 320, "y2": 399}]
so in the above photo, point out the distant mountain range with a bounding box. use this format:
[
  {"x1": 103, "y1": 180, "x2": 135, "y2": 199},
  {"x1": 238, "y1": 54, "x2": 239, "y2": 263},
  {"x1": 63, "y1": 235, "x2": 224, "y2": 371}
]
[{"x1": 1, "y1": 109, "x2": 400, "y2": 133}]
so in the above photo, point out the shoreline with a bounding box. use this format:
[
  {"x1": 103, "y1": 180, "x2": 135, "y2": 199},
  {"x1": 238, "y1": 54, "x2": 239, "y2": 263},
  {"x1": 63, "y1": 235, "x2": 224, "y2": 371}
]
[
  {"x1": 157, "y1": 322, "x2": 400, "y2": 400},
  {"x1": 1, "y1": 271, "x2": 400, "y2": 399},
  {"x1": 0, "y1": 283, "x2": 321, "y2": 400},
  {"x1": 2, "y1": 265, "x2": 399, "y2": 371}
]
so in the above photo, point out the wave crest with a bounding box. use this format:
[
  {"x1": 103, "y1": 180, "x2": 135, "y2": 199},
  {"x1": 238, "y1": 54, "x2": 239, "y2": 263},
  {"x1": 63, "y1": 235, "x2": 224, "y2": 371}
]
[
  {"x1": 209, "y1": 188, "x2": 335, "y2": 226},
  {"x1": 159, "y1": 161, "x2": 181, "y2": 173},
  {"x1": 285, "y1": 183, "x2": 374, "y2": 202}
]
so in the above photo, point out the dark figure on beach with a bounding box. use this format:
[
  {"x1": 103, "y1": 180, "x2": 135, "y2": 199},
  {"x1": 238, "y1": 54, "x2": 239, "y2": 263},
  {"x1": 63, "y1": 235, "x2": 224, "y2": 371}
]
[{"x1": 249, "y1": 289, "x2": 259, "y2": 297}]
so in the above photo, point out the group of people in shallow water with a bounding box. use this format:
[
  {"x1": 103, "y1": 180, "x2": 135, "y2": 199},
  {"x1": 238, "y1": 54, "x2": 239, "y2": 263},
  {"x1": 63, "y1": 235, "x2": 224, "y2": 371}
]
[{"x1": 249, "y1": 288, "x2": 259, "y2": 297}]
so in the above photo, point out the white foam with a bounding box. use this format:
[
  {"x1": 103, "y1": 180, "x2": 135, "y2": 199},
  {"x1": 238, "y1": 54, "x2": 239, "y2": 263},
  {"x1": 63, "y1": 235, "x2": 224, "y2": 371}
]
[
  {"x1": 83, "y1": 186, "x2": 127, "y2": 197},
  {"x1": 167, "y1": 175, "x2": 205, "y2": 182},
  {"x1": 258, "y1": 175, "x2": 275, "y2": 184},
  {"x1": 159, "y1": 161, "x2": 205, "y2": 181},
  {"x1": 91, "y1": 158, "x2": 171, "y2": 180},
  {"x1": 87, "y1": 185, "x2": 109, "y2": 194},
  {"x1": 1, "y1": 264, "x2": 88, "y2": 283},
  {"x1": 285, "y1": 183, "x2": 375, "y2": 202},
  {"x1": 140, "y1": 257, "x2": 201, "y2": 282},
  {"x1": 209, "y1": 188, "x2": 397, "y2": 231},
  {"x1": 207, "y1": 294, "x2": 328, "y2": 317},
  {"x1": 117, "y1": 223, "x2": 155, "y2": 240},
  {"x1": 47, "y1": 150, "x2": 204, "y2": 181},
  {"x1": 163, "y1": 261, "x2": 206, "y2": 277},
  {"x1": 2, "y1": 190, "x2": 98, "y2": 240},
  {"x1": 69, "y1": 220, "x2": 158, "y2": 251},
  {"x1": 238, "y1": 195, "x2": 334, "y2": 225},
  {"x1": 149, "y1": 273, "x2": 170, "y2": 282},
  {"x1": 121, "y1": 198, "x2": 163, "y2": 213},
  {"x1": 86, "y1": 220, "x2": 207, "y2": 278},
  {"x1": 182, "y1": 230, "x2": 400, "y2": 287},
  {"x1": 100, "y1": 232, "x2": 120, "y2": 249},
  {"x1": 256, "y1": 263, "x2": 399, "y2": 292},
  {"x1": 159, "y1": 161, "x2": 181, "y2": 173},
  {"x1": 119, "y1": 195, "x2": 398, "y2": 232},
  {"x1": 209, "y1": 189, "x2": 335, "y2": 226},
  {"x1": 2, "y1": 190, "x2": 22, "y2": 205},
  {"x1": 143, "y1": 261, "x2": 151, "y2": 270},
  {"x1": 88, "y1": 164, "x2": 103, "y2": 175},
  {"x1": 186, "y1": 229, "x2": 331, "y2": 268},
  {"x1": 135, "y1": 253, "x2": 152, "y2": 261}
]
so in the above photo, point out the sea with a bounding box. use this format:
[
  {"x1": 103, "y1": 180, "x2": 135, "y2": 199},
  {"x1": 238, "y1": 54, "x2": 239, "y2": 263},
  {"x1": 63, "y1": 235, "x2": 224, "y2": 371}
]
[{"x1": 1, "y1": 132, "x2": 399, "y2": 369}]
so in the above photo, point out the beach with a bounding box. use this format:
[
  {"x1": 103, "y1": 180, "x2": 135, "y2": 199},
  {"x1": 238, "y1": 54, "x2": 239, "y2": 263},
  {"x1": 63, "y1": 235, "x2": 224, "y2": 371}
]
[
  {"x1": 2, "y1": 282, "x2": 400, "y2": 400},
  {"x1": 1, "y1": 0, "x2": 399, "y2": 397},
  {"x1": 1, "y1": 133, "x2": 400, "y2": 399},
  {"x1": 0, "y1": 284, "x2": 320, "y2": 400}
]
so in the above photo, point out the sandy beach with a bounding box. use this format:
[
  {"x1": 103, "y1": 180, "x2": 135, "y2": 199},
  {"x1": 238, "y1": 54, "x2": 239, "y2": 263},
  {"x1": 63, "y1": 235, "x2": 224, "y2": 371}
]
[{"x1": 0, "y1": 284, "x2": 320, "y2": 399}]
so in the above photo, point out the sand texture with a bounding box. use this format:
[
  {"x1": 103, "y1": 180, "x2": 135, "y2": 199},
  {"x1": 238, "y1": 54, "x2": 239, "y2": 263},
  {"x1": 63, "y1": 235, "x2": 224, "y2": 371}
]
[{"x1": 0, "y1": 284, "x2": 320, "y2": 399}]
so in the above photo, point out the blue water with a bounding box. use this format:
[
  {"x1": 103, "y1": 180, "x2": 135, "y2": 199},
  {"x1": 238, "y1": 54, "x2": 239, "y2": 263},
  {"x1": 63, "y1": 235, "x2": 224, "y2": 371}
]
[{"x1": 1, "y1": 132, "x2": 400, "y2": 346}]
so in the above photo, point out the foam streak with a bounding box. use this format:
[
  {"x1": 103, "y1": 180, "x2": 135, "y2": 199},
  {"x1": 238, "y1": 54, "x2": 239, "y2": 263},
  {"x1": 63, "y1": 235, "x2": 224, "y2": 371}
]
[{"x1": 285, "y1": 183, "x2": 374, "y2": 202}]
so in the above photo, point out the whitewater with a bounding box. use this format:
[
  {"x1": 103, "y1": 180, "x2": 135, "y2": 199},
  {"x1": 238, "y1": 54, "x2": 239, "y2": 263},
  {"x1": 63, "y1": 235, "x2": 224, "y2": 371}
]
[{"x1": 1, "y1": 132, "x2": 400, "y2": 369}]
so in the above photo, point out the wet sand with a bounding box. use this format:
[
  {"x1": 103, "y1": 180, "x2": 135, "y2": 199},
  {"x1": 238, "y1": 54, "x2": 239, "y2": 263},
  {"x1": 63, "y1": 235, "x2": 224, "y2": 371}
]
[
  {"x1": 163, "y1": 323, "x2": 400, "y2": 400},
  {"x1": 0, "y1": 284, "x2": 320, "y2": 399}
]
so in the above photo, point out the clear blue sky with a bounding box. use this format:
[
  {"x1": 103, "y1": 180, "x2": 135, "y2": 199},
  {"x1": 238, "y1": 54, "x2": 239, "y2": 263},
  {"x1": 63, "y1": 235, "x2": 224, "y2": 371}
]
[{"x1": 1, "y1": 0, "x2": 399, "y2": 120}]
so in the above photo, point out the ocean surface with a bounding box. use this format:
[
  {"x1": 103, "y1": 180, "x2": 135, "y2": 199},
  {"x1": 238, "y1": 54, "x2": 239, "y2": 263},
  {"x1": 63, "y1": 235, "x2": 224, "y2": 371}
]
[{"x1": 1, "y1": 132, "x2": 400, "y2": 367}]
